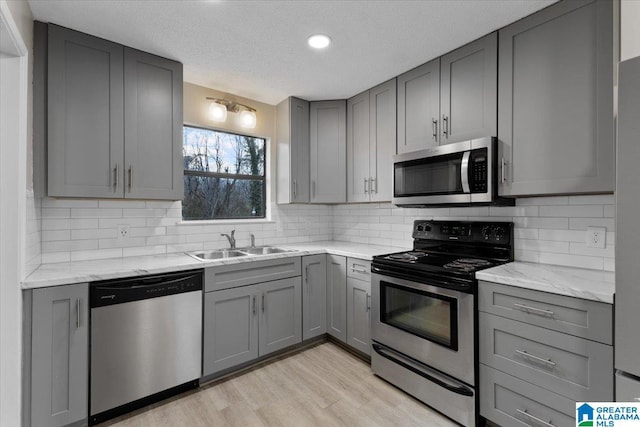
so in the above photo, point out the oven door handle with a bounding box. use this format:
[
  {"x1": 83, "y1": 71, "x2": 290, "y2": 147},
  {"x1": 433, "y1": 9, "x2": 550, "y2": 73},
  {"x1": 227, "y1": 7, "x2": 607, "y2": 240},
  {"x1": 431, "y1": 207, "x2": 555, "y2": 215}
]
[
  {"x1": 372, "y1": 343, "x2": 474, "y2": 397},
  {"x1": 461, "y1": 151, "x2": 471, "y2": 194}
]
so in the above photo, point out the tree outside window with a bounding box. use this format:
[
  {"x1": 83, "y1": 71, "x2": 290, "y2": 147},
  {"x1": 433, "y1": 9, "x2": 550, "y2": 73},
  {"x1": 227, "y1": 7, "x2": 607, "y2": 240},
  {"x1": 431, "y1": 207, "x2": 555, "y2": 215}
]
[{"x1": 183, "y1": 126, "x2": 266, "y2": 220}]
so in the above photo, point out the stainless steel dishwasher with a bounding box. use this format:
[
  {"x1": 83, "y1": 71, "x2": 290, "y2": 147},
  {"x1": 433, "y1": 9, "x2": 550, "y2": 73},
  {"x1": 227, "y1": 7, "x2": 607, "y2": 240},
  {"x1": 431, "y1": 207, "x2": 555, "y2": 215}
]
[{"x1": 89, "y1": 270, "x2": 203, "y2": 425}]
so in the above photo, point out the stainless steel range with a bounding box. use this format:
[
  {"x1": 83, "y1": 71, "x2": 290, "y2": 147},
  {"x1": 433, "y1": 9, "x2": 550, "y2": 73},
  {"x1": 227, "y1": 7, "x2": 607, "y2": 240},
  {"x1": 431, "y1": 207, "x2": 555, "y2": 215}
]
[{"x1": 371, "y1": 220, "x2": 513, "y2": 426}]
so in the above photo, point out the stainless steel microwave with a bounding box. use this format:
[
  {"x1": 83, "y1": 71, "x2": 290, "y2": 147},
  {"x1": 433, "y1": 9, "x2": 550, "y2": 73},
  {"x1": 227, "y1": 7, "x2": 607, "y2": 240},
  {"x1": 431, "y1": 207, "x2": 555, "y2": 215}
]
[{"x1": 392, "y1": 137, "x2": 514, "y2": 207}]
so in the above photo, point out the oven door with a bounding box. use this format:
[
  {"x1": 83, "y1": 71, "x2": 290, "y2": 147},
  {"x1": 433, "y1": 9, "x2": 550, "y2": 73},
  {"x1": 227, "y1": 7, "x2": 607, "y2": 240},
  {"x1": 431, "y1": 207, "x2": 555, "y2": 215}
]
[{"x1": 371, "y1": 272, "x2": 475, "y2": 386}]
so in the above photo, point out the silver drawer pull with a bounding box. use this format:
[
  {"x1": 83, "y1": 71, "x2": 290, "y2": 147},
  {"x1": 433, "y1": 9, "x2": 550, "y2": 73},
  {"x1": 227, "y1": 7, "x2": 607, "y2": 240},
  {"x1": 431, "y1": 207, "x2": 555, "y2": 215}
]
[
  {"x1": 350, "y1": 267, "x2": 368, "y2": 274},
  {"x1": 516, "y1": 409, "x2": 555, "y2": 427},
  {"x1": 514, "y1": 303, "x2": 555, "y2": 317},
  {"x1": 516, "y1": 350, "x2": 557, "y2": 368}
]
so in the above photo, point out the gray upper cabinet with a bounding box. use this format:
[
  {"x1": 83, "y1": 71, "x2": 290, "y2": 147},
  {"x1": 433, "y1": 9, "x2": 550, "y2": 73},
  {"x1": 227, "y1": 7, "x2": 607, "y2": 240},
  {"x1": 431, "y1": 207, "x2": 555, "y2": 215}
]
[
  {"x1": 498, "y1": 0, "x2": 614, "y2": 196},
  {"x1": 310, "y1": 100, "x2": 347, "y2": 203},
  {"x1": 347, "y1": 79, "x2": 397, "y2": 203},
  {"x1": 259, "y1": 277, "x2": 302, "y2": 356},
  {"x1": 124, "y1": 48, "x2": 183, "y2": 200},
  {"x1": 29, "y1": 283, "x2": 88, "y2": 427},
  {"x1": 43, "y1": 23, "x2": 183, "y2": 200},
  {"x1": 397, "y1": 59, "x2": 440, "y2": 153},
  {"x1": 326, "y1": 255, "x2": 347, "y2": 342},
  {"x1": 276, "y1": 97, "x2": 310, "y2": 204},
  {"x1": 47, "y1": 24, "x2": 124, "y2": 198},
  {"x1": 440, "y1": 32, "x2": 497, "y2": 144},
  {"x1": 302, "y1": 255, "x2": 327, "y2": 340}
]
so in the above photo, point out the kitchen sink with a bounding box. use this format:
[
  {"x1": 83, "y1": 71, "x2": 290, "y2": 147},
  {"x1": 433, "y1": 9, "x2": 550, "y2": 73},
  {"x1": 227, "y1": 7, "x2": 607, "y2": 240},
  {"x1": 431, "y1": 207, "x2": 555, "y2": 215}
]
[
  {"x1": 188, "y1": 250, "x2": 248, "y2": 260},
  {"x1": 239, "y1": 247, "x2": 294, "y2": 255}
]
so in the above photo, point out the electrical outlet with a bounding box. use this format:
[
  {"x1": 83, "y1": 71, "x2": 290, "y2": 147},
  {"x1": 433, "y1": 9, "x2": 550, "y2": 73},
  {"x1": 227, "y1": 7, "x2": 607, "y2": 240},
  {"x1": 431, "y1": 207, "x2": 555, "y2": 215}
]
[
  {"x1": 586, "y1": 226, "x2": 606, "y2": 249},
  {"x1": 117, "y1": 224, "x2": 129, "y2": 240}
]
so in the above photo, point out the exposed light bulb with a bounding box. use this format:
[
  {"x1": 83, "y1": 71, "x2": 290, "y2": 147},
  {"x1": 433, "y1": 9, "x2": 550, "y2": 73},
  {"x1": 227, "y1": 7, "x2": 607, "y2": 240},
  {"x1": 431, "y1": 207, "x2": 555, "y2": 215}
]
[
  {"x1": 208, "y1": 102, "x2": 227, "y2": 122},
  {"x1": 240, "y1": 110, "x2": 257, "y2": 129},
  {"x1": 307, "y1": 34, "x2": 331, "y2": 49}
]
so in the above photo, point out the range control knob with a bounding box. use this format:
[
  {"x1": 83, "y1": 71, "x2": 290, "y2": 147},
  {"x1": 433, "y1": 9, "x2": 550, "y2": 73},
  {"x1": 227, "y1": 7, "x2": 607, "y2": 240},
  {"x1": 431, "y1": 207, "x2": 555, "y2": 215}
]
[
  {"x1": 424, "y1": 224, "x2": 432, "y2": 232},
  {"x1": 481, "y1": 226, "x2": 492, "y2": 240},
  {"x1": 494, "y1": 226, "x2": 505, "y2": 240}
]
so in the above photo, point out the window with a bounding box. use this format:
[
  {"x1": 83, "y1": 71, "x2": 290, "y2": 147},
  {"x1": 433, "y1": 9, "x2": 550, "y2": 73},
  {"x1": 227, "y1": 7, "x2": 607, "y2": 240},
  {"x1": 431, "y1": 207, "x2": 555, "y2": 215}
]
[{"x1": 182, "y1": 126, "x2": 266, "y2": 220}]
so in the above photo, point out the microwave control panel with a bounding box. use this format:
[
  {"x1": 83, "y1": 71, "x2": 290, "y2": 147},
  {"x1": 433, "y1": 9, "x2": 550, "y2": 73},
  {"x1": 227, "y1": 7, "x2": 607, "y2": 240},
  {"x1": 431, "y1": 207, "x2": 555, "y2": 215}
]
[{"x1": 470, "y1": 150, "x2": 488, "y2": 193}]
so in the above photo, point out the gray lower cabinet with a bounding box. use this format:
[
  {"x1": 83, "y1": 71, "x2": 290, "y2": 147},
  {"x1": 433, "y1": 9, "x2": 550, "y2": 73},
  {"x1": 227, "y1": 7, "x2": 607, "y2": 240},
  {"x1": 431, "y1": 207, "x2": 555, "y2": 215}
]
[
  {"x1": 479, "y1": 281, "x2": 613, "y2": 426},
  {"x1": 276, "y1": 97, "x2": 310, "y2": 204},
  {"x1": 309, "y1": 100, "x2": 347, "y2": 203},
  {"x1": 498, "y1": 0, "x2": 614, "y2": 196},
  {"x1": 346, "y1": 277, "x2": 371, "y2": 356},
  {"x1": 326, "y1": 255, "x2": 347, "y2": 342},
  {"x1": 29, "y1": 283, "x2": 88, "y2": 427},
  {"x1": 302, "y1": 254, "x2": 327, "y2": 340},
  {"x1": 42, "y1": 22, "x2": 183, "y2": 200},
  {"x1": 203, "y1": 276, "x2": 302, "y2": 377}
]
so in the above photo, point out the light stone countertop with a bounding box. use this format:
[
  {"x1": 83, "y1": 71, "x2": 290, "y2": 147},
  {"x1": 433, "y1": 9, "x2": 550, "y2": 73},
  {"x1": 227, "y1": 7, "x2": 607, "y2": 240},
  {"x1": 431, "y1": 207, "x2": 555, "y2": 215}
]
[
  {"x1": 476, "y1": 261, "x2": 615, "y2": 304},
  {"x1": 22, "y1": 241, "x2": 405, "y2": 289}
]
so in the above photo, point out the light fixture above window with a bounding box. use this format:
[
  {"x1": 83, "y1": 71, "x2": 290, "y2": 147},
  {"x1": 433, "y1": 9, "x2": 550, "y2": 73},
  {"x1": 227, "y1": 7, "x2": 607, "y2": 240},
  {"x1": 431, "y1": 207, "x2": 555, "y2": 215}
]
[
  {"x1": 307, "y1": 34, "x2": 331, "y2": 49},
  {"x1": 206, "y1": 97, "x2": 257, "y2": 128}
]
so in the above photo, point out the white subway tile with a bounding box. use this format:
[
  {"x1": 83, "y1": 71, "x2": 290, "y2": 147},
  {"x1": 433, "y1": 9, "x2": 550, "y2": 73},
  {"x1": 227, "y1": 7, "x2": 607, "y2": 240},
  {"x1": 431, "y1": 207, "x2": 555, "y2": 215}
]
[
  {"x1": 71, "y1": 248, "x2": 123, "y2": 262},
  {"x1": 42, "y1": 252, "x2": 71, "y2": 263},
  {"x1": 42, "y1": 239, "x2": 98, "y2": 253},
  {"x1": 513, "y1": 217, "x2": 569, "y2": 230},
  {"x1": 539, "y1": 205, "x2": 603, "y2": 218},
  {"x1": 449, "y1": 207, "x2": 490, "y2": 217},
  {"x1": 99, "y1": 218, "x2": 146, "y2": 228},
  {"x1": 98, "y1": 200, "x2": 146, "y2": 208},
  {"x1": 569, "y1": 242, "x2": 615, "y2": 258},
  {"x1": 71, "y1": 228, "x2": 118, "y2": 240},
  {"x1": 166, "y1": 243, "x2": 203, "y2": 253},
  {"x1": 42, "y1": 230, "x2": 71, "y2": 242},
  {"x1": 127, "y1": 227, "x2": 166, "y2": 238},
  {"x1": 166, "y1": 225, "x2": 205, "y2": 235},
  {"x1": 514, "y1": 228, "x2": 538, "y2": 240},
  {"x1": 517, "y1": 196, "x2": 568, "y2": 206},
  {"x1": 146, "y1": 200, "x2": 181, "y2": 209},
  {"x1": 41, "y1": 218, "x2": 99, "y2": 230},
  {"x1": 146, "y1": 217, "x2": 181, "y2": 227},
  {"x1": 490, "y1": 206, "x2": 539, "y2": 217},
  {"x1": 43, "y1": 198, "x2": 98, "y2": 208},
  {"x1": 71, "y1": 208, "x2": 122, "y2": 218},
  {"x1": 515, "y1": 239, "x2": 569, "y2": 254},
  {"x1": 99, "y1": 237, "x2": 146, "y2": 249},
  {"x1": 42, "y1": 208, "x2": 70, "y2": 218},
  {"x1": 123, "y1": 208, "x2": 166, "y2": 217},
  {"x1": 146, "y1": 235, "x2": 186, "y2": 245},
  {"x1": 538, "y1": 229, "x2": 585, "y2": 242},
  {"x1": 538, "y1": 253, "x2": 603, "y2": 270},
  {"x1": 603, "y1": 205, "x2": 615, "y2": 218},
  {"x1": 568, "y1": 195, "x2": 614, "y2": 205},
  {"x1": 514, "y1": 249, "x2": 540, "y2": 263},
  {"x1": 123, "y1": 245, "x2": 167, "y2": 257},
  {"x1": 569, "y1": 218, "x2": 615, "y2": 231},
  {"x1": 603, "y1": 258, "x2": 615, "y2": 272}
]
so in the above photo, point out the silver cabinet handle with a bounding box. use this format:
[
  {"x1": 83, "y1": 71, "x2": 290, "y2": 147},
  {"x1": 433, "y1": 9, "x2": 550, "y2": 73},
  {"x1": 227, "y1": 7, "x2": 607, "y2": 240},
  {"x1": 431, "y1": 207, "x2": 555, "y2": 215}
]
[
  {"x1": 350, "y1": 267, "x2": 368, "y2": 274},
  {"x1": 113, "y1": 164, "x2": 119, "y2": 191},
  {"x1": 516, "y1": 409, "x2": 555, "y2": 427},
  {"x1": 262, "y1": 294, "x2": 265, "y2": 313},
  {"x1": 76, "y1": 298, "x2": 81, "y2": 329},
  {"x1": 305, "y1": 265, "x2": 309, "y2": 283},
  {"x1": 513, "y1": 303, "x2": 555, "y2": 317},
  {"x1": 293, "y1": 179, "x2": 297, "y2": 199},
  {"x1": 253, "y1": 295, "x2": 256, "y2": 315},
  {"x1": 370, "y1": 177, "x2": 377, "y2": 194},
  {"x1": 516, "y1": 350, "x2": 556, "y2": 368},
  {"x1": 312, "y1": 181, "x2": 316, "y2": 199},
  {"x1": 128, "y1": 165, "x2": 133, "y2": 192},
  {"x1": 364, "y1": 178, "x2": 369, "y2": 194},
  {"x1": 432, "y1": 119, "x2": 438, "y2": 140},
  {"x1": 442, "y1": 115, "x2": 449, "y2": 138},
  {"x1": 501, "y1": 157, "x2": 507, "y2": 184},
  {"x1": 366, "y1": 294, "x2": 371, "y2": 312}
]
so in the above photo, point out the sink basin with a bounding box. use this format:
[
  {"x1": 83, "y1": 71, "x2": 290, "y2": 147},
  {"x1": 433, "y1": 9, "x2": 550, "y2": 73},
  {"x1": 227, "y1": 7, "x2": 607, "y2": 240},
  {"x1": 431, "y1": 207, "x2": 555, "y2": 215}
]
[
  {"x1": 239, "y1": 247, "x2": 294, "y2": 255},
  {"x1": 188, "y1": 250, "x2": 248, "y2": 260}
]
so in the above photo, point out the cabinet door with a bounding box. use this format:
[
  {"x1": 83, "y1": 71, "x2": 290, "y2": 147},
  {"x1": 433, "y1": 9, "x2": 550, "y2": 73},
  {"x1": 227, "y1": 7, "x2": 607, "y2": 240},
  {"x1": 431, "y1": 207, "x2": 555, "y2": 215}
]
[
  {"x1": 276, "y1": 97, "x2": 310, "y2": 204},
  {"x1": 259, "y1": 277, "x2": 302, "y2": 356},
  {"x1": 310, "y1": 100, "x2": 347, "y2": 203},
  {"x1": 47, "y1": 24, "x2": 124, "y2": 198},
  {"x1": 440, "y1": 32, "x2": 497, "y2": 144},
  {"x1": 124, "y1": 48, "x2": 183, "y2": 200},
  {"x1": 302, "y1": 254, "x2": 327, "y2": 340},
  {"x1": 347, "y1": 277, "x2": 371, "y2": 356},
  {"x1": 31, "y1": 284, "x2": 88, "y2": 427},
  {"x1": 326, "y1": 255, "x2": 347, "y2": 342},
  {"x1": 369, "y1": 79, "x2": 396, "y2": 202},
  {"x1": 397, "y1": 59, "x2": 440, "y2": 153},
  {"x1": 347, "y1": 91, "x2": 371, "y2": 202},
  {"x1": 498, "y1": 0, "x2": 614, "y2": 196},
  {"x1": 203, "y1": 285, "x2": 259, "y2": 376}
]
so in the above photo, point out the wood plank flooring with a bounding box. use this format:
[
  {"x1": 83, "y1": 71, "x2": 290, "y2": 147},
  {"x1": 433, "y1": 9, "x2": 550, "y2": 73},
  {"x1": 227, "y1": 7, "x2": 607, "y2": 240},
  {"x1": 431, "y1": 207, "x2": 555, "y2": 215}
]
[{"x1": 101, "y1": 342, "x2": 457, "y2": 427}]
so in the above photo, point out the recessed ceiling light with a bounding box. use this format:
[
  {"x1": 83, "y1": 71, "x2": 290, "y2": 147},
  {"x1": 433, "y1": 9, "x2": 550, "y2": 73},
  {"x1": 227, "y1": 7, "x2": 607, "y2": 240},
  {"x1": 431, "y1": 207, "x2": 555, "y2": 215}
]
[{"x1": 307, "y1": 34, "x2": 331, "y2": 49}]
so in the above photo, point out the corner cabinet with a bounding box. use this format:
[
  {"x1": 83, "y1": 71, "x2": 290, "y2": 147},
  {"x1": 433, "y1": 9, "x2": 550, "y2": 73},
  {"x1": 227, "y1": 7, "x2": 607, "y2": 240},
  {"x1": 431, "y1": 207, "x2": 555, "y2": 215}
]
[
  {"x1": 309, "y1": 100, "x2": 347, "y2": 203},
  {"x1": 497, "y1": 0, "x2": 614, "y2": 196},
  {"x1": 302, "y1": 254, "x2": 327, "y2": 340},
  {"x1": 43, "y1": 23, "x2": 183, "y2": 200},
  {"x1": 27, "y1": 283, "x2": 89, "y2": 427},
  {"x1": 276, "y1": 97, "x2": 310, "y2": 204},
  {"x1": 397, "y1": 33, "x2": 496, "y2": 153},
  {"x1": 347, "y1": 79, "x2": 396, "y2": 202}
]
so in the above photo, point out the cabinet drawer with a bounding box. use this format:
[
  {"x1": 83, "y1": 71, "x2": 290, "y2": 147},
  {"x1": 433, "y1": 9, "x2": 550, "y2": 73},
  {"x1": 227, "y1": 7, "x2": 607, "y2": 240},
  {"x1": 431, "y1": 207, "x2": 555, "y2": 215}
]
[
  {"x1": 346, "y1": 258, "x2": 371, "y2": 280},
  {"x1": 479, "y1": 281, "x2": 612, "y2": 344},
  {"x1": 205, "y1": 257, "x2": 301, "y2": 292},
  {"x1": 480, "y1": 312, "x2": 613, "y2": 402},
  {"x1": 480, "y1": 364, "x2": 575, "y2": 427}
]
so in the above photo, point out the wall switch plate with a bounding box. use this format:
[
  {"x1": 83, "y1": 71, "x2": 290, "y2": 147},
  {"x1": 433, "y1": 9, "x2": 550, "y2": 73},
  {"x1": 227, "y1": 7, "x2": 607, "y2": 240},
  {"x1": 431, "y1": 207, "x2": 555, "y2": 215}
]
[
  {"x1": 117, "y1": 224, "x2": 129, "y2": 240},
  {"x1": 586, "y1": 226, "x2": 606, "y2": 248}
]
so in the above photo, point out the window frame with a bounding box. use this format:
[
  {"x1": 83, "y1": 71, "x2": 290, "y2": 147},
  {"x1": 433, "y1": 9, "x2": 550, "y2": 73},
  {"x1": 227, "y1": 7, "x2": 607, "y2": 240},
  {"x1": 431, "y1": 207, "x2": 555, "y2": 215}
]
[{"x1": 182, "y1": 124, "x2": 267, "y2": 221}]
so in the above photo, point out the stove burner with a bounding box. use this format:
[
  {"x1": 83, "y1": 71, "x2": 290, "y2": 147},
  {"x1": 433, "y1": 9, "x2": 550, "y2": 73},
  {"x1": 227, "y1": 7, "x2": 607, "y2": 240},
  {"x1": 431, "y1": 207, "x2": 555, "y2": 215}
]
[
  {"x1": 387, "y1": 251, "x2": 427, "y2": 262},
  {"x1": 443, "y1": 258, "x2": 492, "y2": 272}
]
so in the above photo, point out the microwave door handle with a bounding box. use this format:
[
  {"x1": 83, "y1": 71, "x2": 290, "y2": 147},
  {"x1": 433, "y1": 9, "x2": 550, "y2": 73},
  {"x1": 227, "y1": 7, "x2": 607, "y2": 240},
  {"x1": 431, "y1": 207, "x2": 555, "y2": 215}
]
[{"x1": 461, "y1": 151, "x2": 471, "y2": 194}]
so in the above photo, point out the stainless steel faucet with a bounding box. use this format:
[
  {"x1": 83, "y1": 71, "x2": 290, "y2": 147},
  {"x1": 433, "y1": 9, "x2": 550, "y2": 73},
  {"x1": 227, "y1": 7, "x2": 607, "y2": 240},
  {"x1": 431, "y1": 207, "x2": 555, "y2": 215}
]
[
  {"x1": 221, "y1": 230, "x2": 236, "y2": 249},
  {"x1": 250, "y1": 233, "x2": 256, "y2": 248}
]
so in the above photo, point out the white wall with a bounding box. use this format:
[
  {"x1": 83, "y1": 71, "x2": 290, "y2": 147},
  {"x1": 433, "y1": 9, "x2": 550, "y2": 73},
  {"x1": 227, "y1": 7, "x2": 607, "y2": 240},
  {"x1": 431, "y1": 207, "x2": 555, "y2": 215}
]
[{"x1": 621, "y1": 0, "x2": 640, "y2": 61}]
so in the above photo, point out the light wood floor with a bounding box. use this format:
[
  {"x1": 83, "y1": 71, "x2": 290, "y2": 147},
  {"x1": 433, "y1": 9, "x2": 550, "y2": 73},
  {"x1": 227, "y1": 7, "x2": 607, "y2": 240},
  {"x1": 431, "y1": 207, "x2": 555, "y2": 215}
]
[{"x1": 102, "y1": 342, "x2": 458, "y2": 427}]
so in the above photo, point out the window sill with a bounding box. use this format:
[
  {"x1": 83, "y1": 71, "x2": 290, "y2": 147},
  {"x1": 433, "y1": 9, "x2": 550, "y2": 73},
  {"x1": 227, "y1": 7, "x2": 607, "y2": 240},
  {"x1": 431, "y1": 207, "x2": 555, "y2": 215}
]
[{"x1": 178, "y1": 218, "x2": 275, "y2": 226}]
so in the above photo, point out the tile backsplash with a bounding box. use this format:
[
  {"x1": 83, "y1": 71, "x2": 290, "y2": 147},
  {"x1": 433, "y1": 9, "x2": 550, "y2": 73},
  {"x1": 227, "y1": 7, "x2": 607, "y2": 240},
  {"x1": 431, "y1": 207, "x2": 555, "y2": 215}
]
[
  {"x1": 25, "y1": 191, "x2": 42, "y2": 276},
  {"x1": 38, "y1": 194, "x2": 615, "y2": 272}
]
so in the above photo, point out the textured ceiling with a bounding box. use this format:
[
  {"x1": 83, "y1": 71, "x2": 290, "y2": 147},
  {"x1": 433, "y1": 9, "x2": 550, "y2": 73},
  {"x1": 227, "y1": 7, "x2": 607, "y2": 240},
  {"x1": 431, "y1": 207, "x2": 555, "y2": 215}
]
[{"x1": 28, "y1": 0, "x2": 555, "y2": 105}]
